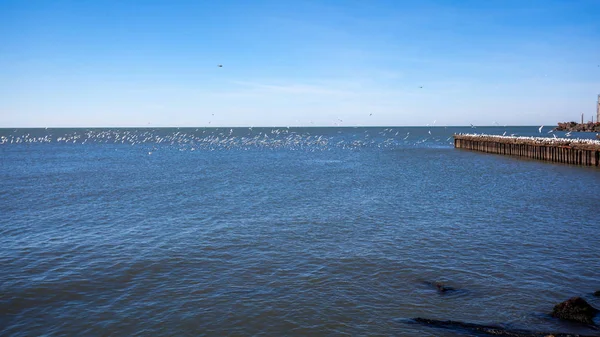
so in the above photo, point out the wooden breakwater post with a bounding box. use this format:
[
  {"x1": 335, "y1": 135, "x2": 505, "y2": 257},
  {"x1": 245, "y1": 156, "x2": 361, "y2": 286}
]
[{"x1": 453, "y1": 134, "x2": 600, "y2": 167}]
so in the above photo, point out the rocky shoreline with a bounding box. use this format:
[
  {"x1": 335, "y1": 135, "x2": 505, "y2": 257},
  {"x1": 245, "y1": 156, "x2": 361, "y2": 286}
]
[{"x1": 555, "y1": 122, "x2": 600, "y2": 133}]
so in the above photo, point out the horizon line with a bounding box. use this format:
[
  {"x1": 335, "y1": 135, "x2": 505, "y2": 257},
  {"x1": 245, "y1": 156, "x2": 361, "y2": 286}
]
[{"x1": 0, "y1": 125, "x2": 556, "y2": 129}]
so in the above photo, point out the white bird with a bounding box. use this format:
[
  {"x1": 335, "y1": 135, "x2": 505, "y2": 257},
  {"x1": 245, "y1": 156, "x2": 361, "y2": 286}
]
[
  {"x1": 553, "y1": 134, "x2": 557, "y2": 139},
  {"x1": 502, "y1": 131, "x2": 507, "y2": 136},
  {"x1": 428, "y1": 130, "x2": 431, "y2": 135},
  {"x1": 538, "y1": 125, "x2": 544, "y2": 133}
]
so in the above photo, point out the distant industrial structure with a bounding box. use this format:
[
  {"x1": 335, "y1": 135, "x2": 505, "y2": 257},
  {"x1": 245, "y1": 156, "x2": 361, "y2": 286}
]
[
  {"x1": 597, "y1": 94, "x2": 600, "y2": 124},
  {"x1": 579, "y1": 95, "x2": 600, "y2": 124},
  {"x1": 554, "y1": 95, "x2": 600, "y2": 133}
]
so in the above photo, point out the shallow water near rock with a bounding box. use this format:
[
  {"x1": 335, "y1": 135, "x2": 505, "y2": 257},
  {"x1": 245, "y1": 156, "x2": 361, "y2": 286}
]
[{"x1": 1, "y1": 126, "x2": 599, "y2": 336}]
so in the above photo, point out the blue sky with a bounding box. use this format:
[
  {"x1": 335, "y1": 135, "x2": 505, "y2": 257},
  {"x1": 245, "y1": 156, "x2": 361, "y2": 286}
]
[{"x1": 1, "y1": 0, "x2": 599, "y2": 127}]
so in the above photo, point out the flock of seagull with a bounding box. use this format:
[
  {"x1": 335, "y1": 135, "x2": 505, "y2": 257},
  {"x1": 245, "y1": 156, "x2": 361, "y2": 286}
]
[
  {"x1": 2, "y1": 127, "x2": 597, "y2": 151},
  {"x1": 0, "y1": 128, "x2": 453, "y2": 151}
]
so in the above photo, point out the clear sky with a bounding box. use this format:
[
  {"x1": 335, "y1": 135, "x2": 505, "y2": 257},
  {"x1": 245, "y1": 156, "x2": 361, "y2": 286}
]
[{"x1": 1, "y1": 0, "x2": 599, "y2": 127}]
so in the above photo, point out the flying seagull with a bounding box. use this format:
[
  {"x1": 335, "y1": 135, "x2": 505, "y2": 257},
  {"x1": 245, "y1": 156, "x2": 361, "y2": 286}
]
[
  {"x1": 538, "y1": 125, "x2": 544, "y2": 133},
  {"x1": 217, "y1": 64, "x2": 223, "y2": 68}
]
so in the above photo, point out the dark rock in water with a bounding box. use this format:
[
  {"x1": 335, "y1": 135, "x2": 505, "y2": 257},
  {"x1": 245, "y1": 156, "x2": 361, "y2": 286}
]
[
  {"x1": 412, "y1": 317, "x2": 597, "y2": 337},
  {"x1": 435, "y1": 282, "x2": 455, "y2": 293},
  {"x1": 551, "y1": 297, "x2": 599, "y2": 325},
  {"x1": 593, "y1": 290, "x2": 600, "y2": 297}
]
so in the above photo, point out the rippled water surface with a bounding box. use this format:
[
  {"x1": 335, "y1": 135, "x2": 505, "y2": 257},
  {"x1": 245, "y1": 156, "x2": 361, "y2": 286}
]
[{"x1": 1, "y1": 126, "x2": 599, "y2": 336}]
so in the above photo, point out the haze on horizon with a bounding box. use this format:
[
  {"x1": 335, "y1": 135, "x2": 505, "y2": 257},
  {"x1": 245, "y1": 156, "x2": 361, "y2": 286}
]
[{"x1": 1, "y1": 0, "x2": 599, "y2": 128}]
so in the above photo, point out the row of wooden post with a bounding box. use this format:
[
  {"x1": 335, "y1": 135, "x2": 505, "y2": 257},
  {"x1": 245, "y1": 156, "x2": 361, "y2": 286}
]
[{"x1": 454, "y1": 136, "x2": 600, "y2": 167}]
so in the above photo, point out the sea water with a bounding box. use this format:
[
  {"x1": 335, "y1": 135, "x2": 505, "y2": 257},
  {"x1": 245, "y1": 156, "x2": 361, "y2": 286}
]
[{"x1": 1, "y1": 126, "x2": 599, "y2": 336}]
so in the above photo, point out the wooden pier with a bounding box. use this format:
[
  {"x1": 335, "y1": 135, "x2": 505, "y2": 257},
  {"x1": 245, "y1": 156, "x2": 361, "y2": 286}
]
[{"x1": 454, "y1": 134, "x2": 600, "y2": 167}]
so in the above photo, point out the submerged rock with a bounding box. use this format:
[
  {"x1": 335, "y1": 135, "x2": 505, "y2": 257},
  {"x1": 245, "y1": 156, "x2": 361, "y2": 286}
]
[
  {"x1": 412, "y1": 317, "x2": 597, "y2": 337},
  {"x1": 551, "y1": 297, "x2": 599, "y2": 325},
  {"x1": 421, "y1": 280, "x2": 459, "y2": 294},
  {"x1": 435, "y1": 282, "x2": 456, "y2": 293}
]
